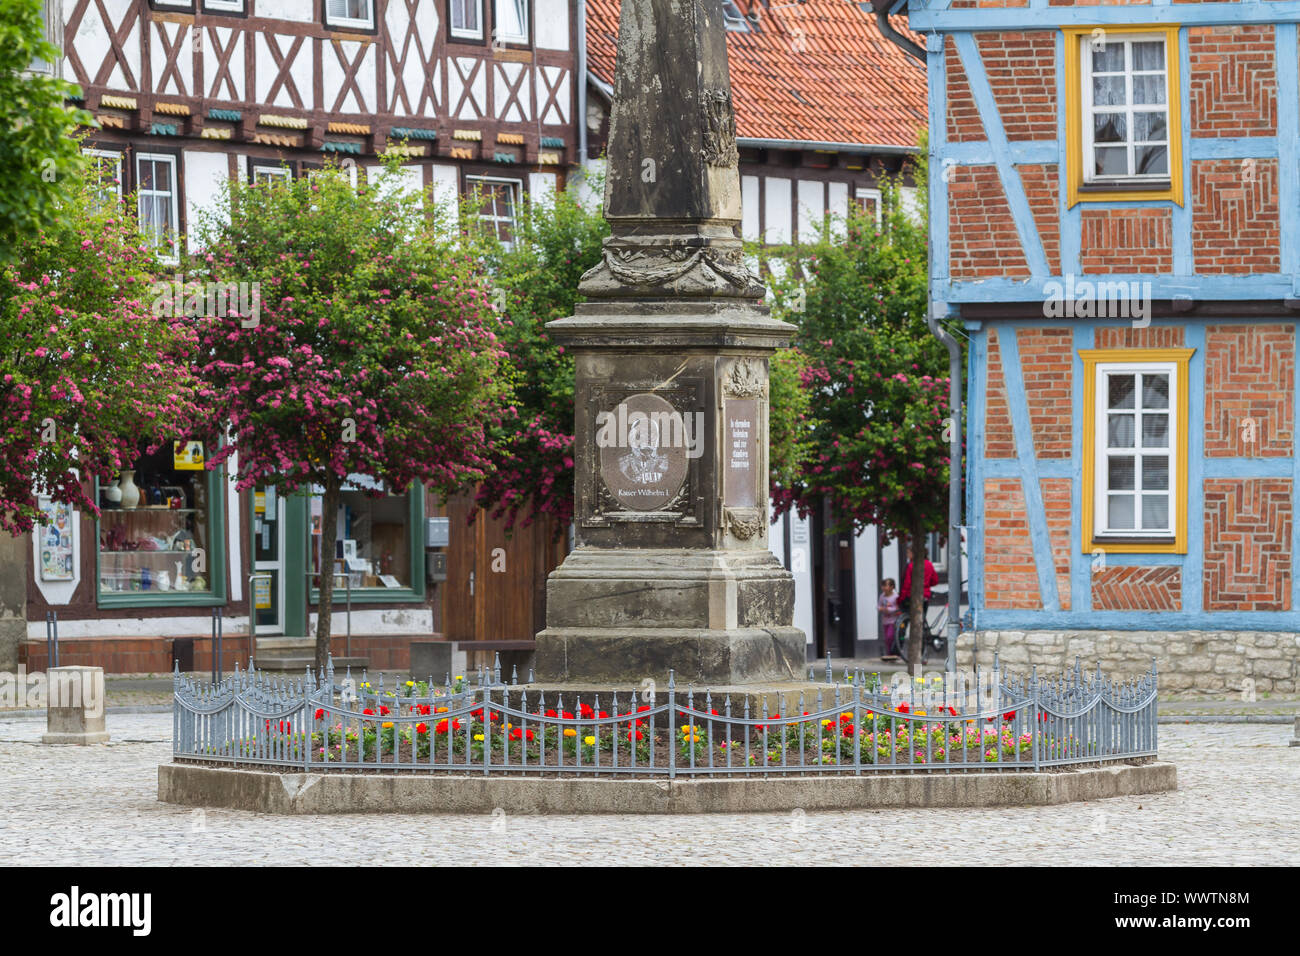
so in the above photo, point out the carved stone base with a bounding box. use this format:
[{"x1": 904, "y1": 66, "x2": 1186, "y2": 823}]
[{"x1": 535, "y1": 548, "x2": 805, "y2": 684}]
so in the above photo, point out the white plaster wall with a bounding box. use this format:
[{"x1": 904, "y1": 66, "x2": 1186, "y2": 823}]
[
  {"x1": 828, "y1": 181, "x2": 849, "y2": 240},
  {"x1": 797, "y1": 178, "x2": 824, "y2": 244},
  {"x1": 259, "y1": 0, "x2": 315, "y2": 24},
  {"x1": 741, "y1": 174, "x2": 760, "y2": 242},
  {"x1": 366, "y1": 164, "x2": 425, "y2": 206},
  {"x1": 853, "y1": 525, "x2": 879, "y2": 642},
  {"x1": 183, "y1": 149, "x2": 230, "y2": 252},
  {"x1": 764, "y1": 177, "x2": 791, "y2": 244},
  {"x1": 428, "y1": 163, "x2": 460, "y2": 227},
  {"x1": 528, "y1": 171, "x2": 558, "y2": 205},
  {"x1": 309, "y1": 607, "x2": 433, "y2": 635},
  {"x1": 534, "y1": 0, "x2": 570, "y2": 50}
]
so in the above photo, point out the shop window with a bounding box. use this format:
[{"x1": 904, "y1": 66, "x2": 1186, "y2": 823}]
[
  {"x1": 310, "y1": 478, "x2": 423, "y2": 595},
  {"x1": 97, "y1": 441, "x2": 225, "y2": 604}
]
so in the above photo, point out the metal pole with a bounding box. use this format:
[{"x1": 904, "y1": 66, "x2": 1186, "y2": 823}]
[
  {"x1": 345, "y1": 573, "x2": 352, "y2": 659},
  {"x1": 210, "y1": 607, "x2": 218, "y2": 684},
  {"x1": 217, "y1": 608, "x2": 224, "y2": 683}
]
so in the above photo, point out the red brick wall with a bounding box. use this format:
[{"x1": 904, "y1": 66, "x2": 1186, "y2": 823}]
[
  {"x1": 1204, "y1": 324, "x2": 1296, "y2": 457},
  {"x1": 1191, "y1": 159, "x2": 1281, "y2": 273},
  {"x1": 1080, "y1": 208, "x2": 1173, "y2": 274},
  {"x1": 1092, "y1": 567, "x2": 1182, "y2": 612},
  {"x1": 1203, "y1": 479, "x2": 1293, "y2": 611},
  {"x1": 1094, "y1": 325, "x2": 1186, "y2": 349},
  {"x1": 986, "y1": 328, "x2": 1017, "y2": 459},
  {"x1": 1018, "y1": 163, "x2": 1061, "y2": 273},
  {"x1": 1188, "y1": 26, "x2": 1277, "y2": 136},
  {"x1": 949, "y1": 165, "x2": 1030, "y2": 278},
  {"x1": 945, "y1": 39, "x2": 983, "y2": 143},
  {"x1": 1018, "y1": 328, "x2": 1073, "y2": 458},
  {"x1": 984, "y1": 479, "x2": 1041, "y2": 609},
  {"x1": 979, "y1": 33, "x2": 1057, "y2": 141},
  {"x1": 1041, "y1": 478, "x2": 1072, "y2": 609}
]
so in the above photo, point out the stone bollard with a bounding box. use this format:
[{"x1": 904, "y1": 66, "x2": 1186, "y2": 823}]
[
  {"x1": 41, "y1": 666, "x2": 109, "y2": 745},
  {"x1": 1291, "y1": 716, "x2": 1299, "y2": 748}
]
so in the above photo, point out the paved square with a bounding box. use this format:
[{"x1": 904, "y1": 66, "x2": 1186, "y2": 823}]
[{"x1": 1, "y1": 715, "x2": 1294, "y2": 865}]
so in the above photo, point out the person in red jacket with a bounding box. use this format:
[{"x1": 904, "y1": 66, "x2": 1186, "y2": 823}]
[{"x1": 898, "y1": 553, "x2": 938, "y2": 610}]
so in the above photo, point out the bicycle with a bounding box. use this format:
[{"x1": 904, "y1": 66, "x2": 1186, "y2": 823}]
[{"x1": 896, "y1": 602, "x2": 949, "y2": 665}]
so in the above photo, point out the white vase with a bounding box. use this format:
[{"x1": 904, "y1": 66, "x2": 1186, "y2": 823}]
[
  {"x1": 104, "y1": 480, "x2": 122, "y2": 505},
  {"x1": 118, "y1": 470, "x2": 140, "y2": 510}
]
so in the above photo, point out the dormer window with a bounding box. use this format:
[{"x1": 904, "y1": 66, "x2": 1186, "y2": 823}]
[{"x1": 722, "y1": 0, "x2": 749, "y2": 32}]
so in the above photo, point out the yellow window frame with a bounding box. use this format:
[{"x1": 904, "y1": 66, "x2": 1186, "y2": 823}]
[
  {"x1": 1079, "y1": 348, "x2": 1193, "y2": 554},
  {"x1": 1064, "y1": 25, "x2": 1184, "y2": 208}
]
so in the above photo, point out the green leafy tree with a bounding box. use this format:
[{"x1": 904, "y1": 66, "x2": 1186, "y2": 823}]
[
  {"x1": 190, "y1": 159, "x2": 512, "y2": 670},
  {"x1": 0, "y1": 0, "x2": 92, "y2": 263},
  {"x1": 769, "y1": 164, "x2": 959, "y2": 674}
]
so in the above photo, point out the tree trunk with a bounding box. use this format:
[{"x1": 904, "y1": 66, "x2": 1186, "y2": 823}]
[
  {"x1": 906, "y1": 523, "x2": 926, "y2": 677},
  {"x1": 315, "y1": 479, "x2": 341, "y2": 674}
]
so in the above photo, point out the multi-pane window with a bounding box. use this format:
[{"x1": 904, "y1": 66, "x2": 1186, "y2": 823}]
[
  {"x1": 494, "y1": 0, "x2": 528, "y2": 43},
  {"x1": 136, "y1": 154, "x2": 179, "y2": 262},
  {"x1": 251, "y1": 163, "x2": 291, "y2": 184},
  {"x1": 1082, "y1": 34, "x2": 1170, "y2": 182},
  {"x1": 451, "y1": 0, "x2": 483, "y2": 39},
  {"x1": 722, "y1": 0, "x2": 750, "y2": 32},
  {"x1": 84, "y1": 149, "x2": 123, "y2": 207},
  {"x1": 1095, "y1": 364, "x2": 1175, "y2": 537},
  {"x1": 324, "y1": 0, "x2": 374, "y2": 30},
  {"x1": 467, "y1": 176, "x2": 521, "y2": 247}
]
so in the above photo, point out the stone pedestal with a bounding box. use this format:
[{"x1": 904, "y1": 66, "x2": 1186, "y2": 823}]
[
  {"x1": 534, "y1": 0, "x2": 804, "y2": 685},
  {"x1": 0, "y1": 532, "x2": 24, "y2": 673},
  {"x1": 41, "y1": 666, "x2": 109, "y2": 744}
]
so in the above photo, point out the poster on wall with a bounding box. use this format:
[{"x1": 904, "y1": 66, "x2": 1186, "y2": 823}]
[
  {"x1": 254, "y1": 576, "x2": 272, "y2": 611},
  {"x1": 173, "y1": 440, "x2": 205, "y2": 470},
  {"x1": 37, "y1": 499, "x2": 74, "y2": 581}
]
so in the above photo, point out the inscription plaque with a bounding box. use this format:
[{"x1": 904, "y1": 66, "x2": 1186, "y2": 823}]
[{"x1": 723, "y1": 398, "x2": 759, "y2": 508}]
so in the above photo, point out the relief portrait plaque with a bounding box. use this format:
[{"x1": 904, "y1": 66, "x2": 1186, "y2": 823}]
[
  {"x1": 597, "y1": 392, "x2": 691, "y2": 513},
  {"x1": 723, "y1": 397, "x2": 759, "y2": 508}
]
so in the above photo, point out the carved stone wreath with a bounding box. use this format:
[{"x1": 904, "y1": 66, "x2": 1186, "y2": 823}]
[
  {"x1": 723, "y1": 359, "x2": 766, "y2": 398},
  {"x1": 701, "y1": 89, "x2": 739, "y2": 167},
  {"x1": 579, "y1": 242, "x2": 764, "y2": 298},
  {"x1": 725, "y1": 507, "x2": 764, "y2": 540}
]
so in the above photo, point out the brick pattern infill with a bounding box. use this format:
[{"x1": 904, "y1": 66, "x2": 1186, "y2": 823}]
[
  {"x1": 985, "y1": 328, "x2": 1017, "y2": 458},
  {"x1": 984, "y1": 478, "x2": 1041, "y2": 609},
  {"x1": 949, "y1": 165, "x2": 1030, "y2": 278},
  {"x1": 1189, "y1": 25, "x2": 1278, "y2": 137},
  {"x1": 1203, "y1": 478, "x2": 1293, "y2": 611},
  {"x1": 1191, "y1": 158, "x2": 1281, "y2": 274},
  {"x1": 1204, "y1": 324, "x2": 1295, "y2": 457},
  {"x1": 1041, "y1": 478, "x2": 1073, "y2": 609},
  {"x1": 1094, "y1": 325, "x2": 1185, "y2": 349},
  {"x1": 1091, "y1": 566, "x2": 1182, "y2": 612},
  {"x1": 945, "y1": 37, "x2": 983, "y2": 142},
  {"x1": 1080, "y1": 208, "x2": 1173, "y2": 274},
  {"x1": 1019, "y1": 328, "x2": 1073, "y2": 458},
  {"x1": 1018, "y1": 163, "x2": 1061, "y2": 273},
  {"x1": 978, "y1": 33, "x2": 1057, "y2": 142}
]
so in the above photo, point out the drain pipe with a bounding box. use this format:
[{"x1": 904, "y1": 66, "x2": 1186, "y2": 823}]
[{"x1": 577, "y1": 0, "x2": 589, "y2": 168}]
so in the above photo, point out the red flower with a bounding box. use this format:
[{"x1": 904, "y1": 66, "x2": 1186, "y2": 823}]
[
  {"x1": 561, "y1": 711, "x2": 574, "y2": 720},
  {"x1": 379, "y1": 705, "x2": 390, "y2": 716},
  {"x1": 636, "y1": 705, "x2": 651, "y2": 713},
  {"x1": 434, "y1": 719, "x2": 461, "y2": 734},
  {"x1": 544, "y1": 709, "x2": 557, "y2": 718},
  {"x1": 416, "y1": 704, "x2": 431, "y2": 716},
  {"x1": 363, "y1": 708, "x2": 374, "y2": 716},
  {"x1": 626, "y1": 730, "x2": 644, "y2": 742},
  {"x1": 415, "y1": 722, "x2": 428, "y2": 735},
  {"x1": 597, "y1": 711, "x2": 609, "y2": 719},
  {"x1": 579, "y1": 703, "x2": 595, "y2": 719},
  {"x1": 509, "y1": 727, "x2": 536, "y2": 742},
  {"x1": 1004, "y1": 711, "x2": 1017, "y2": 721},
  {"x1": 314, "y1": 708, "x2": 325, "y2": 720},
  {"x1": 841, "y1": 724, "x2": 856, "y2": 737},
  {"x1": 897, "y1": 703, "x2": 909, "y2": 714}
]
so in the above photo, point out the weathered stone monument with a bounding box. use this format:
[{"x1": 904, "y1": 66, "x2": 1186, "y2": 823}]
[
  {"x1": 535, "y1": 0, "x2": 805, "y2": 684},
  {"x1": 42, "y1": 666, "x2": 109, "y2": 745}
]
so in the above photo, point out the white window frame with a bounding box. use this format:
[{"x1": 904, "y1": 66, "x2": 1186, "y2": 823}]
[
  {"x1": 1080, "y1": 32, "x2": 1171, "y2": 185},
  {"x1": 27, "y1": 0, "x2": 63, "y2": 76},
  {"x1": 202, "y1": 0, "x2": 245, "y2": 13},
  {"x1": 152, "y1": 0, "x2": 194, "y2": 9},
  {"x1": 493, "y1": 0, "x2": 528, "y2": 45},
  {"x1": 451, "y1": 0, "x2": 484, "y2": 40},
  {"x1": 466, "y1": 174, "x2": 523, "y2": 248},
  {"x1": 251, "y1": 163, "x2": 291, "y2": 184},
  {"x1": 83, "y1": 148, "x2": 123, "y2": 204},
  {"x1": 721, "y1": 0, "x2": 750, "y2": 32},
  {"x1": 855, "y1": 186, "x2": 883, "y2": 227},
  {"x1": 136, "y1": 152, "x2": 180, "y2": 264},
  {"x1": 324, "y1": 0, "x2": 375, "y2": 31},
  {"x1": 1092, "y1": 361, "x2": 1177, "y2": 539}
]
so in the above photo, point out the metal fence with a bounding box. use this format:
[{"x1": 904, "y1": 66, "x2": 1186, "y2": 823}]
[{"x1": 172, "y1": 656, "x2": 1158, "y2": 776}]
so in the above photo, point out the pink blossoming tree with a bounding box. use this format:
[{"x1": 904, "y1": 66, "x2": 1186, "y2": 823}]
[
  {"x1": 189, "y1": 160, "x2": 511, "y2": 670},
  {"x1": 0, "y1": 166, "x2": 200, "y2": 535}
]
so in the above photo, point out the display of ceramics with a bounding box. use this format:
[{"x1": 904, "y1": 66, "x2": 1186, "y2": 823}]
[
  {"x1": 156, "y1": 570, "x2": 171, "y2": 591},
  {"x1": 104, "y1": 480, "x2": 122, "y2": 508},
  {"x1": 118, "y1": 470, "x2": 141, "y2": 510}
]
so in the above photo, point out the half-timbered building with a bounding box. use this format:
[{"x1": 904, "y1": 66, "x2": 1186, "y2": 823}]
[{"x1": 883, "y1": 0, "x2": 1300, "y2": 693}]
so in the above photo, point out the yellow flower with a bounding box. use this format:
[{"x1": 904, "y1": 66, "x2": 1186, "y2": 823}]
[
  {"x1": 822, "y1": 719, "x2": 835, "y2": 728},
  {"x1": 361, "y1": 682, "x2": 371, "y2": 689},
  {"x1": 583, "y1": 735, "x2": 596, "y2": 746},
  {"x1": 454, "y1": 675, "x2": 464, "y2": 681},
  {"x1": 841, "y1": 711, "x2": 853, "y2": 720},
  {"x1": 381, "y1": 722, "x2": 393, "y2": 729},
  {"x1": 405, "y1": 681, "x2": 414, "y2": 687},
  {"x1": 563, "y1": 728, "x2": 577, "y2": 737},
  {"x1": 916, "y1": 710, "x2": 927, "y2": 716},
  {"x1": 473, "y1": 734, "x2": 485, "y2": 742}
]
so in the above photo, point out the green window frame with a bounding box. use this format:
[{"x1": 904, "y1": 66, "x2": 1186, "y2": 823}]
[
  {"x1": 306, "y1": 483, "x2": 426, "y2": 606},
  {"x1": 94, "y1": 463, "x2": 228, "y2": 608}
]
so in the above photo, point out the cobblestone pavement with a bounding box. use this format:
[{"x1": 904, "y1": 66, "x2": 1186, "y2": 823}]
[{"x1": 1, "y1": 715, "x2": 1295, "y2": 866}]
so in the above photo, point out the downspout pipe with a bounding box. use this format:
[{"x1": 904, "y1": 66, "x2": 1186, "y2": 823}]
[{"x1": 577, "y1": 0, "x2": 589, "y2": 166}]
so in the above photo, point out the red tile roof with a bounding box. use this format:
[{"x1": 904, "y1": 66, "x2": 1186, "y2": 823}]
[{"x1": 585, "y1": 0, "x2": 927, "y2": 149}]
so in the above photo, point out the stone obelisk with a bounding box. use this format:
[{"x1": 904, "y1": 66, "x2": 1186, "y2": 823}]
[{"x1": 534, "y1": 0, "x2": 804, "y2": 684}]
